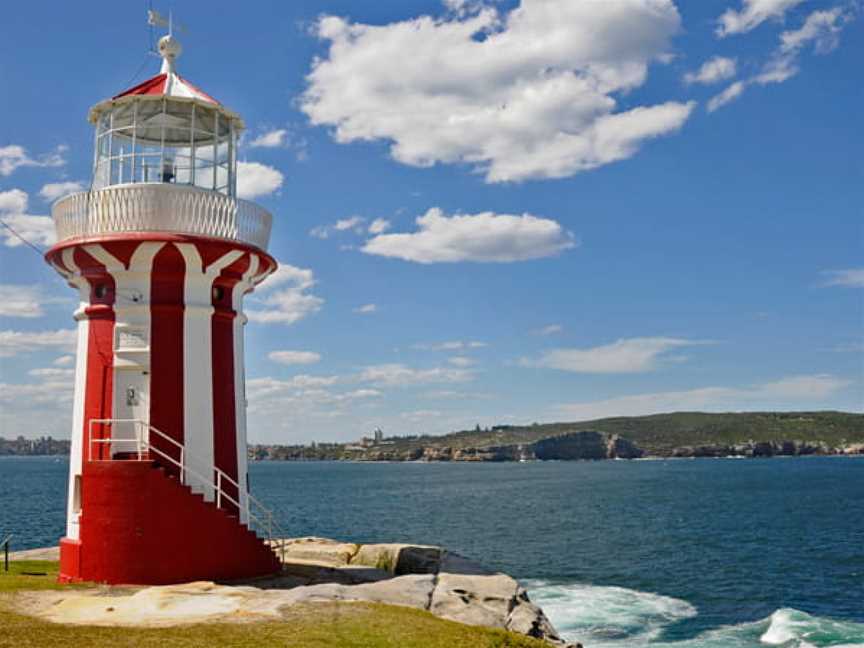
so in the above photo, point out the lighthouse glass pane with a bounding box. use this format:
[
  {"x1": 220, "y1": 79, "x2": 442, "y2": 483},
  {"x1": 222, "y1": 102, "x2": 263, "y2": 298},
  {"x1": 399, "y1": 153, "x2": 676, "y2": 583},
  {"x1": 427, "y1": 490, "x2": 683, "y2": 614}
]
[
  {"x1": 96, "y1": 113, "x2": 111, "y2": 142},
  {"x1": 139, "y1": 156, "x2": 161, "y2": 183},
  {"x1": 172, "y1": 154, "x2": 193, "y2": 185},
  {"x1": 91, "y1": 98, "x2": 236, "y2": 195},
  {"x1": 194, "y1": 161, "x2": 214, "y2": 190},
  {"x1": 110, "y1": 158, "x2": 121, "y2": 185},
  {"x1": 163, "y1": 102, "x2": 193, "y2": 146},
  {"x1": 215, "y1": 140, "x2": 229, "y2": 167},
  {"x1": 94, "y1": 160, "x2": 110, "y2": 189},
  {"x1": 216, "y1": 164, "x2": 229, "y2": 193},
  {"x1": 113, "y1": 103, "x2": 135, "y2": 130},
  {"x1": 195, "y1": 107, "x2": 216, "y2": 136},
  {"x1": 113, "y1": 132, "x2": 135, "y2": 157},
  {"x1": 194, "y1": 141, "x2": 214, "y2": 162},
  {"x1": 97, "y1": 133, "x2": 110, "y2": 157},
  {"x1": 118, "y1": 156, "x2": 132, "y2": 185},
  {"x1": 135, "y1": 100, "x2": 165, "y2": 145}
]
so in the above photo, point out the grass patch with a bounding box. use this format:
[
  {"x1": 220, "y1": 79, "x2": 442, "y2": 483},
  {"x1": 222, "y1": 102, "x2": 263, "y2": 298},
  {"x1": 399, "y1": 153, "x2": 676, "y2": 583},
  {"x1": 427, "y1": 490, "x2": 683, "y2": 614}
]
[
  {"x1": 0, "y1": 562, "x2": 547, "y2": 648},
  {"x1": 0, "y1": 560, "x2": 92, "y2": 592}
]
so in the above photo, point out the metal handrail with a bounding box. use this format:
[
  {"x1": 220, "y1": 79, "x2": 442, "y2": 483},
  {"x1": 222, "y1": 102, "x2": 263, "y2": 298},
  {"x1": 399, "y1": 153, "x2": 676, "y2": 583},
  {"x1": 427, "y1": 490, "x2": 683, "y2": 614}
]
[
  {"x1": 1, "y1": 534, "x2": 12, "y2": 572},
  {"x1": 86, "y1": 418, "x2": 286, "y2": 563}
]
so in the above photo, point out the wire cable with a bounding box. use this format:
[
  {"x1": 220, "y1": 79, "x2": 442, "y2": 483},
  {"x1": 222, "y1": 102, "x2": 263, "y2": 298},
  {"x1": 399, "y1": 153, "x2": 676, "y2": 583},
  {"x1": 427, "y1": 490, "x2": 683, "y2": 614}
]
[{"x1": 0, "y1": 218, "x2": 46, "y2": 257}]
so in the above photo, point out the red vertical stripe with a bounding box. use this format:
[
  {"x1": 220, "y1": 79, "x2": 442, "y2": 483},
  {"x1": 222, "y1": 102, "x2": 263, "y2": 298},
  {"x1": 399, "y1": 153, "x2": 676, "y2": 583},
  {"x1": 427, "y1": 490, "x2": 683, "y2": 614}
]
[
  {"x1": 150, "y1": 243, "x2": 186, "y2": 474},
  {"x1": 73, "y1": 248, "x2": 116, "y2": 464},
  {"x1": 210, "y1": 253, "x2": 250, "y2": 514}
]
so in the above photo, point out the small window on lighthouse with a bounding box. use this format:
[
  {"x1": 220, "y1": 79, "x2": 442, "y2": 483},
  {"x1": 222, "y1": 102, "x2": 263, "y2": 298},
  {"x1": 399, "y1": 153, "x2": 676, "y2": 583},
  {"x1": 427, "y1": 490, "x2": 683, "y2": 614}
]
[
  {"x1": 94, "y1": 284, "x2": 108, "y2": 299},
  {"x1": 72, "y1": 475, "x2": 82, "y2": 515},
  {"x1": 212, "y1": 286, "x2": 225, "y2": 302}
]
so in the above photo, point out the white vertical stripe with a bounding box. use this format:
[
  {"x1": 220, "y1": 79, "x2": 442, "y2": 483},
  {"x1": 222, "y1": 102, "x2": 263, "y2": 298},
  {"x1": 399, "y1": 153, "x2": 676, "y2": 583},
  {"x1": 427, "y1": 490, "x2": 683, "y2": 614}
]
[
  {"x1": 233, "y1": 253, "x2": 260, "y2": 523},
  {"x1": 175, "y1": 245, "x2": 243, "y2": 500},
  {"x1": 85, "y1": 243, "x2": 163, "y2": 451},
  {"x1": 60, "y1": 248, "x2": 90, "y2": 541}
]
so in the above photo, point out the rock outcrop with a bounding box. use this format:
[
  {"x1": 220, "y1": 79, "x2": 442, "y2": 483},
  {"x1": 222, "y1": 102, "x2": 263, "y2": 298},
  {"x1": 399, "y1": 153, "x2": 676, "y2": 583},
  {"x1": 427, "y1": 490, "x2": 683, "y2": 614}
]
[
  {"x1": 23, "y1": 537, "x2": 574, "y2": 647},
  {"x1": 670, "y1": 439, "x2": 837, "y2": 458}
]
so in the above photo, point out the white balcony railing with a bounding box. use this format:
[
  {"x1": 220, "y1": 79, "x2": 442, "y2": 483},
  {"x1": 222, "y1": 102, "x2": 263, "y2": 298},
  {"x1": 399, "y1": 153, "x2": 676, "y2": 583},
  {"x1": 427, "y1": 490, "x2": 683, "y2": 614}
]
[{"x1": 51, "y1": 184, "x2": 273, "y2": 251}]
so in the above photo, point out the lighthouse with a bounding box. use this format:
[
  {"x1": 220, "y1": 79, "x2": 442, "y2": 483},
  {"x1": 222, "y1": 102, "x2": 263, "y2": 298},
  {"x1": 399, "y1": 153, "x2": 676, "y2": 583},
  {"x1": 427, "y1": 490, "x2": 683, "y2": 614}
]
[{"x1": 45, "y1": 28, "x2": 283, "y2": 584}]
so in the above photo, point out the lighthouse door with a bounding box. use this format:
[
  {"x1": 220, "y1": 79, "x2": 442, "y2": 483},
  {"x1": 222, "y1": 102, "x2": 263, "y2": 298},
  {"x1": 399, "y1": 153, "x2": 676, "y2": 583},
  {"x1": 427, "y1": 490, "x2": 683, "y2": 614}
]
[{"x1": 112, "y1": 369, "x2": 149, "y2": 458}]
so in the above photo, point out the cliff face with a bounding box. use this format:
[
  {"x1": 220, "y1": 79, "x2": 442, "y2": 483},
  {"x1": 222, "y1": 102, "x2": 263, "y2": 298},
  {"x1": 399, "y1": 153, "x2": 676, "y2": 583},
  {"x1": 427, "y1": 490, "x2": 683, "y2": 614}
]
[
  {"x1": 402, "y1": 431, "x2": 644, "y2": 462},
  {"x1": 532, "y1": 431, "x2": 643, "y2": 460}
]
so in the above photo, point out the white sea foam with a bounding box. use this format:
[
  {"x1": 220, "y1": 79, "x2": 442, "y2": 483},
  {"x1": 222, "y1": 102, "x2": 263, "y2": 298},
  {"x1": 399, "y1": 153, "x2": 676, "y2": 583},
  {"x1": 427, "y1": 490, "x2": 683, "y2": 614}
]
[
  {"x1": 760, "y1": 608, "x2": 864, "y2": 648},
  {"x1": 525, "y1": 582, "x2": 864, "y2": 648},
  {"x1": 524, "y1": 580, "x2": 697, "y2": 647}
]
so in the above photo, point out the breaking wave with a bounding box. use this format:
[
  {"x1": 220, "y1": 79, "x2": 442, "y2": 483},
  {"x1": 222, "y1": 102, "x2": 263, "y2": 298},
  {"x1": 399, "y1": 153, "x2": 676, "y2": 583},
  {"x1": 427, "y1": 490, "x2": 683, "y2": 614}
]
[
  {"x1": 525, "y1": 581, "x2": 864, "y2": 648},
  {"x1": 524, "y1": 581, "x2": 697, "y2": 647}
]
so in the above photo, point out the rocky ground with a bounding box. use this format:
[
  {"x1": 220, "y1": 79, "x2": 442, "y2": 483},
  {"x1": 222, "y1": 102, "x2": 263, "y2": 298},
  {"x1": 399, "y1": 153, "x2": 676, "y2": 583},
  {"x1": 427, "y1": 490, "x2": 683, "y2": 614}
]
[{"x1": 10, "y1": 538, "x2": 578, "y2": 647}]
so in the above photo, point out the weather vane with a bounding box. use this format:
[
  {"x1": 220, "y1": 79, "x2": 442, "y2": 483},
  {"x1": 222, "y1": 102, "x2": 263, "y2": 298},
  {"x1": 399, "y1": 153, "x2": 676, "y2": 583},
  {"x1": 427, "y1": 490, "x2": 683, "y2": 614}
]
[
  {"x1": 146, "y1": 8, "x2": 188, "y2": 74},
  {"x1": 147, "y1": 8, "x2": 186, "y2": 37}
]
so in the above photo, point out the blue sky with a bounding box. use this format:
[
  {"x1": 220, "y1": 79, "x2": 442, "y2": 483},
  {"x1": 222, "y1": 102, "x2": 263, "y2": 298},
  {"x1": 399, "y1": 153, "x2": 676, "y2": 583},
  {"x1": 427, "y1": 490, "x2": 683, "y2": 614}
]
[{"x1": 0, "y1": 0, "x2": 861, "y2": 443}]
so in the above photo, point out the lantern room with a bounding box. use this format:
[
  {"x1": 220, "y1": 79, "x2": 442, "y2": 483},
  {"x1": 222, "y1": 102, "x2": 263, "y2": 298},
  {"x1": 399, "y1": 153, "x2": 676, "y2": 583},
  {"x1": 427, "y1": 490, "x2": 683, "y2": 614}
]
[{"x1": 88, "y1": 35, "x2": 243, "y2": 197}]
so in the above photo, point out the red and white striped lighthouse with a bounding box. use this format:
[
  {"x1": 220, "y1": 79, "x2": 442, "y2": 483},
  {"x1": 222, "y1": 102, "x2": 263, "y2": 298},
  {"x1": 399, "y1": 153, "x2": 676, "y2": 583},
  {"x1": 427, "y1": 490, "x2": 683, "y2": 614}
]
[{"x1": 45, "y1": 30, "x2": 283, "y2": 584}]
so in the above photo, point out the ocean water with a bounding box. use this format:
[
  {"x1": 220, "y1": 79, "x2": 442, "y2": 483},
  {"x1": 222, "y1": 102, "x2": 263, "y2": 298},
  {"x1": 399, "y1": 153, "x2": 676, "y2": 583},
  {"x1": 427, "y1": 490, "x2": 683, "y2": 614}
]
[{"x1": 1, "y1": 455, "x2": 862, "y2": 647}]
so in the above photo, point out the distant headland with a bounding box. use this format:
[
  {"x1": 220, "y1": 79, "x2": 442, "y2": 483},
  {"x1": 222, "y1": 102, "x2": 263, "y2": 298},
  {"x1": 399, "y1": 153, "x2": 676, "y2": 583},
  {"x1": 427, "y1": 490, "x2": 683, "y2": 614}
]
[
  {"x1": 249, "y1": 411, "x2": 864, "y2": 462},
  {"x1": 5, "y1": 412, "x2": 862, "y2": 461}
]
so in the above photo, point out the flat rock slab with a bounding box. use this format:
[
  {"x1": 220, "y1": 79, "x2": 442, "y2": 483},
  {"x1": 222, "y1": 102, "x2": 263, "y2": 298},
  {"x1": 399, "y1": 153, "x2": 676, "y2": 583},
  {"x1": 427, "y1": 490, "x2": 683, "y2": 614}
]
[
  {"x1": 275, "y1": 537, "x2": 359, "y2": 567},
  {"x1": 431, "y1": 573, "x2": 520, "y2": 629}
]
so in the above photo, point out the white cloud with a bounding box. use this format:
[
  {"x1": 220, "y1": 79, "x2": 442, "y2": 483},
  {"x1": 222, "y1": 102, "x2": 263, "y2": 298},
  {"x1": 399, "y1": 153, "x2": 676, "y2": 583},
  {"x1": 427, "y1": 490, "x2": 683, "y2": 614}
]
[
  {"x1": 53, "y1": 355, "x2": 75, "y2": 367},
  {"x1": 334, "y1": 216, "x2": 364, "y2": 232},
  {"x1": 533, "y1": 324, "x2": 563, "y2": 336},
  {"x1": 310, "y1": 216, "x2": 366, "y2": 239},
  {"x1": 28, "y1": 367, "x2": 75, "y2": 380},
  {"x1": 249, "y1": 129, "x2": 289, "y2": 148},
  {"x1": 246, "y1": 127, "x2": 308, "y2": 160},
  {"x1": 0, "y1": 329, "x2": 77, "y2": 358},
  {"x1": 707, "y1": 81, "x2": 746, "y2": 112},
  {"x1": 0, "y1": 285, "x2": 49, "y2": 318},
  {"x1": 556, "y1": 374, "x2": 852, "y2": 419},
  {"x1": 236, "y1": 161, "x2": 284, "y2": 199},
  {"x1": 448, "y1": 356, "x2": 475, "y2": 367},
  {"x1": 353, "y1": 303, "x2": 378, "y2": 314},
  {"x1": 716, "y1": 0, "x2": 805, "y2": 37},
  {"x1": 38, "y1": 181, "x2": 84, "y2": 202},
  {"x1": 780, "y1": 8, "x2": 846, "y2": 54},
  {"x1": 522, "y1": 337, "x2": 710, "y2": 374},
  {"x1": 0, "y1": 145, "x2": 66, "y2": 177},
  {"x1": 0, "y1": 189, "x2": 56, "y2": 248},
  {"x1": 368, "y1": 218, "x2": 391, "y2": 235},
  {"x1": 247, "y1": 374, "x2": 381, "y2": 418},
  {"x1": 362, "y1": 207, "x2": 575, "y2": 263},
  {"x1": 684, "y1": 56, "x2": 737, "y2": 85},
  {"x1": 822, "y1": 268, "x2": 864, "y2": 288},
  {"x1": 268, "y1": 350, "x2": 322, "y2": 365},
  {"x1": 0, "y1": 363, "x2": 76, "y2": 437},
  {"x1": 0, "y1": 375, "x2": 73, "y2": 406},
  {"x1": 413, "y1": 340, "x2": 487, "y2": 351},
  {"x1": 709, "y1": 7, "x2": 850, "y2": 112},
  {"x1": 359, "y1": 363, "x2": 475, "y2": 386},
  {"x1": 247, "y1": 262, "x2": 324, "y2": 325},
  {"x1": 302, "y1": 1, "x2": 694, "y2": 183}
]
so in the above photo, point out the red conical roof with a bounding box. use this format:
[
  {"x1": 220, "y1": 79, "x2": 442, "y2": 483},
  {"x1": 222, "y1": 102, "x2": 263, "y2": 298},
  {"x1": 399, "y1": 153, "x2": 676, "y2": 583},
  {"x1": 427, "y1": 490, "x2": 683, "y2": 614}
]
[{"x1": 114, "y1": 72, "x2": 221, "y2": 105}]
